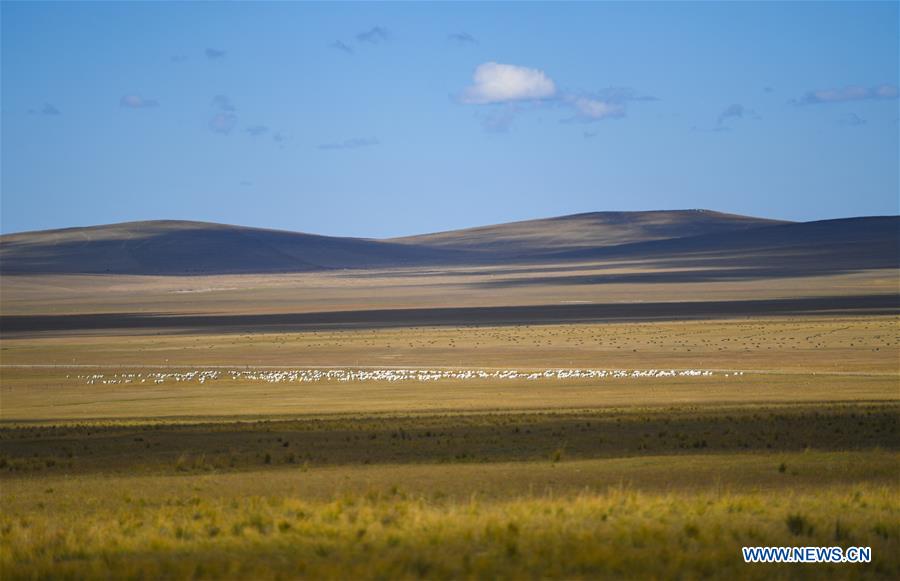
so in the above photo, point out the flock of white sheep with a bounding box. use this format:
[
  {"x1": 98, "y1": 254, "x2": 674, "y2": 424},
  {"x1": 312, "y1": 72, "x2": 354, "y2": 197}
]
[{"x1": 76, "y1": 368, "x2": 736, "y2": 385}]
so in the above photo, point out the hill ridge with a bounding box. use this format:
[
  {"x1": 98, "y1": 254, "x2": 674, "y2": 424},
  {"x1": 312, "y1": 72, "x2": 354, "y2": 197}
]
[{"x1": 1, "y1": 211, "x2": 896, "y2": 276}]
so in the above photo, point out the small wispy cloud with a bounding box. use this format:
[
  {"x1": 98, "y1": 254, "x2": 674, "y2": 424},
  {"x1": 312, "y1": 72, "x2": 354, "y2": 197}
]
[
  {"x1": 205, "y1": 48, "x2": 226, "y2": 60},
  {"x1": 209, "y1": 112, "x2": 237, "y2": 134},
  {"x1": 273, "y1": 132, "x2": 287, "y2": 147},
  {"x1": 356, "y1": 26, "x2": 390, "y2": 44},
  {"x1": 567, "y1": 96, "x2": 626, "y2": 122},
  {"x1": 29, "y1": 103, "x2": 61, "y2": 116},
  {"x1": 120, "y1": 95, "x2": 159, "y2": 109},
  {"x1": 211, "y1": 94, "x2": 236, "y2": 112},
  {"x1": 448, "y1": 32, "x2": 477, "y2": 45},
  {"x1": 690, "y1": 125, "x2": 731, "y2": 134},
  {"x1": 318, "y1": 137, "x2": 380, "y2": 150},
  {"x1": 479, "y1": 107, "x2": 517, "y2": 133},
  {"x1": 170, "y1": 55, "x2": 188, "y2": 63},
  {"x1": 245, "y1": 125, "x2": 269, "y2": 137},
  {"x1": 717, "y1": 103, "x2": 745, "y2": 125},
  {"x1": 837, "y1": 112, "x2": 867, "y2": 126},
  {"x1": 715, "y1": 103, "x2": 759, "y2": 128},
  {"x1": 461, "y1": 62, "x2": 557, "y2": 104},
  {"x1": 593, "y1": 87, "x2": 658, "y2": 103},
  {"x1": 792, "y1": 84, "x2": 898, "y2": 105},
  {"x1": 207, "y1": 95, "x2": 237, "y2": 134},
  {"x1": 330, "y1": 40, "x2": 354, "y2": 54},
  {"x1": 562, "y1": 88, "x2": 656, "y2": 124}
]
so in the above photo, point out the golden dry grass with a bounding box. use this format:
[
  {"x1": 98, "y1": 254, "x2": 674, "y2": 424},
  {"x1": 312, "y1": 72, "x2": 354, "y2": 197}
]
[
  {"x1": 2, "y1": 469, "x2": 898, "y2": 579},
  {"x1": 2, "y1": 316, "x2": 897, "y2": 371},
  {"x1": 1, "y1": 292, "x2": 898, "y2": 577},
  {"x1": 0, "y1": 371, "x2": 897, "y2": 421},
  {"x1": 4, "y1": 389, "x2": 894, "y2": 577}
]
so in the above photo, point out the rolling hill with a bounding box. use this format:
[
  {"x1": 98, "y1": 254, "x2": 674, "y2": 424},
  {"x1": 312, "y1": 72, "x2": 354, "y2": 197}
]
[
  {"x1": 0, "y1": 211, "x2": 896, "y2": 276},
  {"x1": 549, "y1": 216, "x2": 900, "y2": 270},
  {"x1": 0, "y1": 220, "x2": 473, "y2": 275},
  {"x1": 389, "y1": 210, "x2": 788, "y2": 255}
]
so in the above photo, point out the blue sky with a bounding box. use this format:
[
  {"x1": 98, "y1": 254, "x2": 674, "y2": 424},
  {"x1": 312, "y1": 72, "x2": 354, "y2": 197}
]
[{"x1": 2, "y1": 1, "x2": 898, "y2": 237}]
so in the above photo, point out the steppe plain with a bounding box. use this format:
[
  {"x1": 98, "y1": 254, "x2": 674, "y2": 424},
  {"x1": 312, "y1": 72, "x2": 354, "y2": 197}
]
[{"x1": 1, "y1": 212, "x2": 898, "y2": 578}]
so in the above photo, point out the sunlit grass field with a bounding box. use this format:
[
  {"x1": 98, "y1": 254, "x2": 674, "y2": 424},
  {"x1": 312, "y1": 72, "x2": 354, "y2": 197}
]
[
  {"x1": 1, "y1": 403, "x2": 898, "y2": 578},
  {"x1": 3, "y1": 482, "x2": 898, "y2": 579},
  {"x1": 1, "y1": 315, "x2": 898, "y2": 578},
  {"x1": 3, "y1": 316, "x2": 897, "y2": 372}
]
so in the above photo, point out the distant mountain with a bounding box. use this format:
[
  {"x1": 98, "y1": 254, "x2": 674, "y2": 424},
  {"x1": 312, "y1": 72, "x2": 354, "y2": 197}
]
[
  {"x1": 1, "y1": 211, "x2": 896, "y2": 276},
  {"x1": 389, "y1": 210, "x2": 789, "y2": 255},
  {"x1": 0, "y1": 220, "x2": 472, "y2": 275}
]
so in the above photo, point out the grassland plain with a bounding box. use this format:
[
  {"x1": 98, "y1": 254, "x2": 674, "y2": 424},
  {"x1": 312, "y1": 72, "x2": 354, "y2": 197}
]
[
  {"x1": 1, "y1": 371, "x2": 897, "y2": 421},
  {"x1": 2, "y1": 483, "x2": 898, "y2": 579},
  {"x1": 2, "y1": 316, "x2": 897, "y2": 370},
  {"x1": 1, "y1": 404, "x2": 899, "y2": 579},
  {"x1": 2, "y1": 265, "x2": 896, "y2": 317},
  {"x1": 1, "y1": 399, "x2": 899, "y2": 577},
  {"x1": 1, "y1": 311, "x2": 899, "y2": 578}
]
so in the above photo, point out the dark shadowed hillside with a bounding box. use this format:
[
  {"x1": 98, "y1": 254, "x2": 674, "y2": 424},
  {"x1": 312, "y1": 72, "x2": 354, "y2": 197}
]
[
  {"x1": 1, "y1": 212, "x2": 897, "y2": 276},
  {"x1": 0, "y1": 220, "x2": 473, "y2": 275},
  {"x1": 548, "y1": 216, "x2": 900, "y2": 273}
]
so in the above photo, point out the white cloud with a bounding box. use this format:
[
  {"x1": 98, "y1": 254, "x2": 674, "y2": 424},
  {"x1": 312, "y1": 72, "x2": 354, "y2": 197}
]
[
  {"x1": 459, "y1": 64, "x2": 654, "y2": 132},
  {"x1": 318, "y1": 137, "x2": 380, "y2": 150},
  {"x1": 462, "y1": 62, "x2": 557, "y2": 104},
  {"x1": 875, "y1": 84, "x2": 899, "y2": 99},
  {"x1": 120, "y1": 95, "x2": 159, "y2": 109},
  {"x1": 794, "y1": 84, "x2": 898, "y2": 105},
  {"x1": 571, "y1": 97, "x2": 626, "y2": 120},
  {"x1": 209, "y1": 112, "x2": 237, "y2": 134}
]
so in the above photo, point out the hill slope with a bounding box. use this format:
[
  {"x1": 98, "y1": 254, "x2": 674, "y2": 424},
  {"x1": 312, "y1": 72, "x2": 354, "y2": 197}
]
[
  {"x1": 0, "y1": 220, "x2": 472, "y2": 275},
  {"x1": 549, "y1": 216, "x2": 900, "y2": 272},
  {"x1": 1, "y1": 212, "x2": 896, "y2": 276},
  {"x1": 389, "y1": 210, "x2": 789, "y2": 255}
]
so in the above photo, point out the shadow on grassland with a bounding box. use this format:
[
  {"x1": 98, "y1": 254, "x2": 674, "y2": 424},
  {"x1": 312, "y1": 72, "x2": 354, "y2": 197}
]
[{"x1": 1, "y1": 294, "x2": 898, "y2": 337}]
